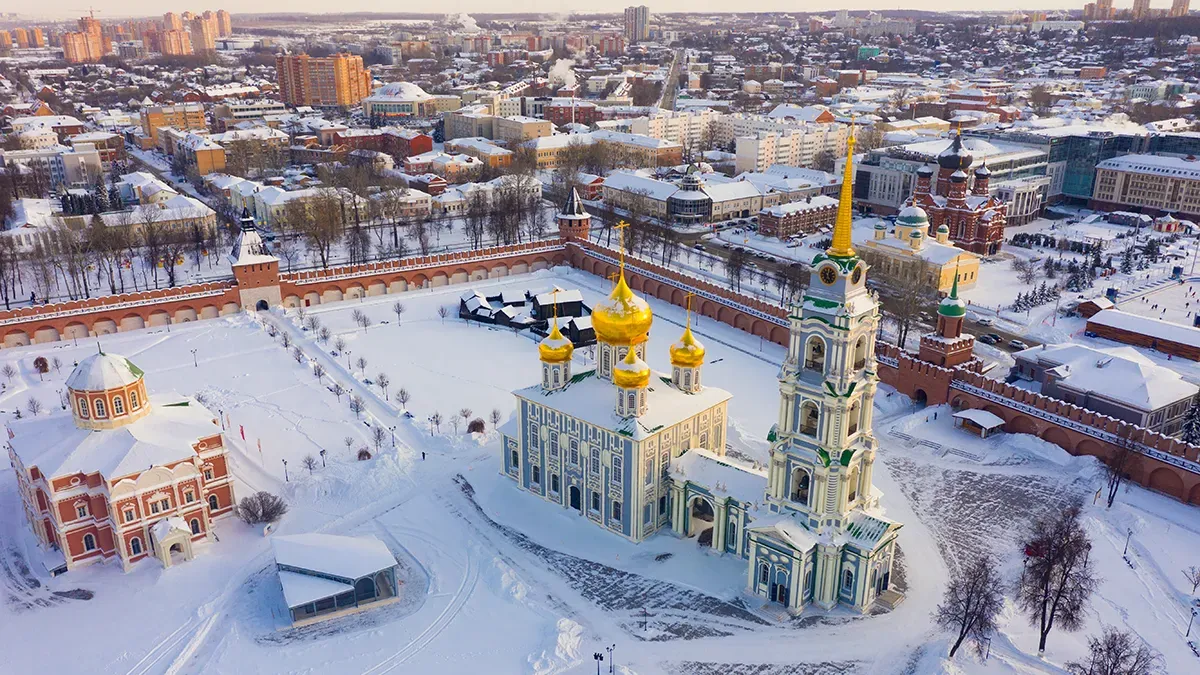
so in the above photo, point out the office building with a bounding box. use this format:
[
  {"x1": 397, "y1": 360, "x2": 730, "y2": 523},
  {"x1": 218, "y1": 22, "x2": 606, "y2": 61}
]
[{"x1": 624, "y1": 6, "x2": 650, "y2": 43}]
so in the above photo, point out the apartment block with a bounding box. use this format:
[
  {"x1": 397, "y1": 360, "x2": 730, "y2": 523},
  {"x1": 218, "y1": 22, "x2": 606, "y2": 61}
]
[
  {"x1": 276, "y1": 53, "x2": 372, "y2": 109},
  {"x1": 140, "y1": 103, "x2": 207, "y2": 147}
]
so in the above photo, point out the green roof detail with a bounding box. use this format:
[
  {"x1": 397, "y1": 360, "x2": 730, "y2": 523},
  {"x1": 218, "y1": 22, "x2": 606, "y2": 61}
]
[
  {"x1": 938, "y1": 272, "x2": 967, "y2": 318},
  {"x1": 124, "y1": 358, "x2": 145, "y2": 377},
  {"x1": 840, "y1": 449, "x2": 855, "y2": 466}
]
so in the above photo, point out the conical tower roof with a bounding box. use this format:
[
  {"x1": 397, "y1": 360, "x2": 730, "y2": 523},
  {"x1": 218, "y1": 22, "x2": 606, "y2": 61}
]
[
  {"x1": 827, "y1": 128, "x2": 857, "y2": 258},
  {"x1": 938, "y1": 273, "x2": 967, "y2": 318},
  {"x1": 559, "y1": 186, "x2": 589, "y2": 221}
]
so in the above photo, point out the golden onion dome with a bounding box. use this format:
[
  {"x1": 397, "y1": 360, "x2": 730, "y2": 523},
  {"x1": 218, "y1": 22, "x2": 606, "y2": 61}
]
[
  {"x1": 538, "y1": 320, "x2": 574, "y2": 364},
  {"x1": 670, "y1": 325, "x2": 706, "y2": 368},
  {"x1": 612, "y1": 347, "x2": 651, "y2": 389},
  {"x1": 592, "y1": 272, "x2": 653, "y2": 346}
]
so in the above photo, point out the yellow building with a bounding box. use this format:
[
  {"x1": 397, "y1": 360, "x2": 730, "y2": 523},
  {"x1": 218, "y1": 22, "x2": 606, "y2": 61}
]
[
  {"x1": 140, "y1": 103, "x2": 206, "y2": 147},
  {"x1": 860, "y1": 205, "x2": 980, "y2": 294}
]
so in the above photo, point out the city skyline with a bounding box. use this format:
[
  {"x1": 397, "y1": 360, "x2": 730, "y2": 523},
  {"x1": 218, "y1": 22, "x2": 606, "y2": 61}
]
[{"x1": 7, "y1": 2, "x2": 1124, "y2": 22}]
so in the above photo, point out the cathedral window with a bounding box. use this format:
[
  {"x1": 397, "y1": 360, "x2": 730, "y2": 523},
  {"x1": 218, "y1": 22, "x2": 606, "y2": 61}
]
[
  {"x1": 208, "y1": 495, "x2": 219, "y2": 512},
  {"x1": 601, "y1": 349, "x2": 610, "y2": 374},
  {"x1": 853, "y1": 337, "x2": 868, "y2": 370},
  {"x1": 612, "y1": 501, "x2": 622, "y2": 521},
  {"x1": 190, "y1": 519, "x2": 201, "y2": 535},
  {"x1": 78, "y1": 398, "x2": 89, "y2": 418},
  {"x1": 759, "y1": 563, "x2": 770, "y2": 584},
  {"x1": 661, "y1": 452, "x2": 670, "y2": 480},
  {"x1": 847, "y1": 400, "x2": 861, "y2": 436},
  {"x1": 76, "y1": 504, "x2": 88, "y2": 519},
  {"x1": 843, "y1": 569, "x2": 855, "y2": 592},
  {"x1": 94, "y1": 398, "x2": 107, "y2": 418},
  {"x1": 549, "y1": 432, "x2": 558, "y2": 458},
  {"x1": 552, "y1": 369, "x2": 560, "y2": 387},
  {"x1": 532, "y1": 465, "x2": 541, "y2": 486},
  {"x1": 644, "y1": 457, "x2": 653, "y2": 485},
  {"x1": 804, "y1": 337, "x2": 825, "y2": 372},
  {"x1": 130, "y1": 391, "x2": 139, "y2": 409},
  {"x1": 570, "y1": 439, "x2": 580, "y2": 465},
  {"x1": 611, "y1": 456, "x2": 623, "y2": 485},
  {"x1": 130, "y1": 537, "x2": 142, "y2": 555},
  {"x1": 124, "y1": 508, "x2": 135, "y2": 522},
  {"x1": 800, "y1": 402, "x2": 819, "y2": 437},
  {"x1": 590, "y1": 447, "x2": 601, "y2": 474},
  {"x1": 683, "y1": 370, "x2": 692, "y2": 389},
  {"x1": 659, "y1": 494, "x2": 668, "y2": 516},
  {"x1": 83, "y1": 534, "x2": 96, "y2": 552},
  {"x1": 112, "y1": 396, "x2": 125, "y2": 416},
  {"x1": 791, "y1": 468, "x2": 811, "y2": 506},
  {"x1": 551, "y1": 474, "x2": 560, "y2": 494},
  {"x1": 529, "y1": 423, "x2": 539, "y2": 447},
  {"x1": 204, "y1": 468, "x2": 213, "y2": 481}
]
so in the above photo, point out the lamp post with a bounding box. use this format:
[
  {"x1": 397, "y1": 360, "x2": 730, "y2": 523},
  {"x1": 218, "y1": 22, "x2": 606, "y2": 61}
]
[
  {"x1": 605, "y1": 644, "x2": 615, "y2": 674},
  {"x1": 592, "y1": 653, "x2": 603, "y2": 675},
  {"x1": 319, "y1": 449, "x2": 326, "y2": 467},
  {"x1": 282, "y1": 458, "x2": 288, "y2": 482},
  {"x1": 1123, "y1": 528, "x2": 1133, "y2": 556},
  {"x1": 1187, "y1": 608, "x2": 1198, "y2": 638},
  {"x1": 390, "y1": 425, "x2": 396, "y2": 447},
  {"x1": 191, "y1": 349, "x2": 198, "y2": 367}
]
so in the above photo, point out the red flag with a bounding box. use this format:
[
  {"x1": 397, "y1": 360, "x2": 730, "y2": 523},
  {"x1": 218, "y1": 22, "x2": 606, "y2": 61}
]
[
  {"x1": 6, "y1": 425, "x2": 13, "y2": 439},
  {"x1": 240, "y1": 425, "x2": 245, "y2": 441}
]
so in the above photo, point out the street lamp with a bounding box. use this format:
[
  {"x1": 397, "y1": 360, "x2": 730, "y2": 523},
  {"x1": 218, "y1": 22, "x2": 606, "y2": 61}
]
[
  {"x1": 592, "y1": 653, "x2": 603, "y2": 675},
  {"x1": 319, "y1": 449, "x2": 327, "y2": 467},
  {"x1": 1188, "y1": 608, "x2": 1198, "y2": 638},
  {"x1": 282, "y1": 458, "x2": 288, "y2": 482},
  {"x1": 390, "y1": 425, "x2": 396, "y2": 447},
  {"x1": 191, "y1": 349, "x2": 198, "y2": 367},
  {"x1": 1123, "y1": 528, "x2": 1133, "y2": 556},
  {"x1": 605, "y1": 644, "x2": 615, "y2": 674}
]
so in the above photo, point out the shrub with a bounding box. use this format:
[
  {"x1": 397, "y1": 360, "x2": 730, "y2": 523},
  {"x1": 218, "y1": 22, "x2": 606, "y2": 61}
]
[
  {"x1": 467, "y1": 418, "x2": 486, "y2": 433},
  {"x1": 235, "y1": 491, "x2": 289, "y2": 525},
  {"x1": 357, "y1": 448, "x2": 372, "y2": 461}
]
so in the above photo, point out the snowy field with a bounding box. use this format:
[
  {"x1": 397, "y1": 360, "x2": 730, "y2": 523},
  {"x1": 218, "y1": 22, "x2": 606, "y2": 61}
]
[{"x1": 0, "y1": 267, "x2": 1197, "y2": 674}]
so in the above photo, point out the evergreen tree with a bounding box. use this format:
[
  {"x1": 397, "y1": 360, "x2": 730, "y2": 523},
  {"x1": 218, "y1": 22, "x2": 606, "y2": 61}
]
[
  {"x1": 1142, "y1": 238, "x2": 1161, "y2": 264},
  {"x1": 1182, "y1": 401, "x2": 1200, "y2": 445},
  {"x1": 1120, "y1": 246, "x2": 1134, "y2": 274},
  {"x1": 1043, "y1": 256, "x2": 1057, "y2": 279},
  {"x1": 1089, "y1": 246, "x2": 1102, "y2": 271}
]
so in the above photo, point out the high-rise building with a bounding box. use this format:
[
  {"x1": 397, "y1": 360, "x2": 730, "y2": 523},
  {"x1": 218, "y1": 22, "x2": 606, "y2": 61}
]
[
  {"x1": 62, "y1": 15, "x2": 105, "y2": 64},
  {"x1": 0, "y1": 31, "x2": 11, "y2": 51},
  {"x1": 1095, "y1": 0, "x2": 1114, "y2": 19},
  {"x1": 29, "y1": 28, "x2": 45, "y2": 48},
  {"x1": 163, "y1": 12, "x2": 182, "y2": 31},
  {"x1": 1171, "y1": 0, "x2": 1191, "y2": 16},
  {"x1": 1133, "y1": 0, "x2": 1152, "y2": 19},
  {"x1": 623, "y1": 5, "x2": 650, "y2": 43},
  {"x1": 275, "y1": 53, "x2": 372, "y2": 109},
  {"x1": 190, "y1": 17, "x2": 217, "y2": 54},
  {"x1": 216, "y1": 10, "x2": 233, "y2": 37},
  {"x1": 160, "y1": 29, "x2": 194, "y2": 56},
  {"x1": 12, "y1": 28, "x2": 28, "y2": 49}
]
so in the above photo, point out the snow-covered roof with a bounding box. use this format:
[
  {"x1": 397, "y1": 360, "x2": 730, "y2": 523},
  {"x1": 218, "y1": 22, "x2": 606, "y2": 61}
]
[
  {"x1": 367, "y1": 81, "x2": 433, "y2": 101},
  {"x1": 513, "y1": 369, "x2": 731, "y2": 441},
  {"x1": 953, "y1": 408, "x2": 1005, "y2": 429},
  {"x1": 534, "y1": 288, "x2": 583, "y2": 305},
  {"x1": 66, "y1": 352, "x2": 144, "y2": 391},
  {"x1": 8, "y1": 392, "x2": 219, "y2": 481},
  {"x1": 272, "y1": 533, "x2": 395, "y2": 582},
  {"x1": 1097, "y1": 154, "x2": 1200, "y2": 180},
  {"x1": 669, "y1": 448, "x2": 766, "y2": 506},
  {"x1": 277, "y1": 571, "x2": 354, "y2": 609},
  {"x1": 761, "y1": 195, "x2": 838, "y2": 218},
  {"x1": 748, "y1": 514, "x2": 818, "y2": 551},
  {"x1": 603, "y1": 171, "x2": 679, "y2": 201},
  {"x1": 1089, "y1": 309, "x2": 1200, "y2": 352},
  {"x1": 1015, "y1": 341, "x2": 1198, "y2": 411}
]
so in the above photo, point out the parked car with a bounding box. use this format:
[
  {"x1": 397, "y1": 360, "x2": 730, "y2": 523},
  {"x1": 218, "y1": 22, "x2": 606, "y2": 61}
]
[
  {"x1": 976, "y1": 317, "x2": 993, "y2": 327},
  {"x1": 693, "y1": 243, "x2": 705, "y2": 250},
  {"x1": 978, "y1": 335, "x2": 998, "y2": 345},
  {"x1": 1084, "y1": 330, "x2": 1098, "y2": 338},
  {"x1": 986, "y1": 333, "x2": 1002, "y2": 342},
  {"x1": 1008, "y1": 339, "x2": 1029, "y2": 350}
]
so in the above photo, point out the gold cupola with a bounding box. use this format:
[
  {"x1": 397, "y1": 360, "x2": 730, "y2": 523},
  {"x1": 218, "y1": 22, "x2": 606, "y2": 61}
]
[
  {"x1": 670, "y1": 324, "x2": 706, "y2": 368},
  {"x1": 538, "y1": 320, "x2": 574, "y2": 363},
  {"x1": 592, "y1": 271, "x2": 653, "y2": 346},
  {"x1": 612, "y1": 346, "x2": 651, "y2": 390}
]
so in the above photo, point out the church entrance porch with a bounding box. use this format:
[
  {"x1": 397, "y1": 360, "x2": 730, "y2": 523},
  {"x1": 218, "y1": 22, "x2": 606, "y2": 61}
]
[
  {"x1": 687, "y1": 497, "x2": 715, "y2": 547},
  {"x1": 150, "y1": 518, "x2": 196, "y2": 569},
  {"x1": 569, "y1": 486, "x2": 581, "y2": 513}
]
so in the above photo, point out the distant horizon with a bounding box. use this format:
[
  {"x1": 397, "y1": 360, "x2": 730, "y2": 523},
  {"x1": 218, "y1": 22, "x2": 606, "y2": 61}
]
[{"x1": 6, "y1": 2, "x2": 1109, "y2": 24}]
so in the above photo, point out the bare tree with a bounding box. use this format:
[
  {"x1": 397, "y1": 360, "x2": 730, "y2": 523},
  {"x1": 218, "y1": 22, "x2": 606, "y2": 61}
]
[
  {"x1": 1012, "y1": 257, "x2": 1040, "y2": 286},
  {"x1": 437, "y1": 306, "x2": 448, "y2": 323},
  {"x1": 1066, "y1": 626, "x2": 1163, "y2": 675},
  {"x1": 301, "y1": 454, "x2": 318, "y2": 474},
  {"x1": 429, "y1": 411, "x2": 443, "y2": 434},
  {"x1": 343, "y1": 435, "x2": 355, "y2": 455},
  {"x1": 376, "y1": 372, "x2": 390, "y2": 399},
  {"x1": 450, "y1": 415, "x2": 461, "y2": 434},
  {"x1": 355, "y1": 356, "x2": 368, "y2": 375},
  {"x1": 235, "y1": 491, "x2": 288, "y2": 524},
  {"x1": 396, "y1": 387, "x2": 410, "y2": 410},
  {"x1": 334, "y1": 336, "x2": 346, "y2": 353},
  {"x1": 292, "y1": 346, "x2": 305, "y2": 363},
  {"x1": 726, "y1": 248, "x2": 748, "y2": 292},
  {"x1": 1184, "y1": 565, "x2": 1200, "y2": 596},
  {"x1": 331, "y1": 382, "x2": 345, "y2": 401},
  {"x1": 349, "y1": 395, "x2": 365, "y2": 418},
  {"x1": 1103, "y1": 429, "x2": 1137, "y2": 508},
  {"x1": 51, "y1": 357, "x2": 61, "y2": 374},
  {"x1": 318, "y1": 326, "x2": 332, "y2": 344},
  {"x1": 934, "y1": 555, "x2": 1005, "y2": 658},
  {"x1": 459, "y1": 408, "x2": 473, "y2": 427},
  {"x1": 1016, "y1": 500, "x2": 1098, "y2": 656},
  {"x1": 354, "y1": 311, "x2": 372, "y2": 332},
  {"x1": 392, "y1": 301, "x2": 406, "y2": 326},
  {"x1": 490, "y1": 408, "x2": 502, "y2": 428},
  {"x1": 312, "y1": 363, "x2": 326, "y2": 381},
  {"x1": 280, "y1": 331, "x2": 291, "y2": 349},
  {"x1": 304, "y1": 315, "x2": 320, "y2": 332},
  {"x1": 2, "y1": 363, "x2": 16, "y2": 383},
  {"x1": 371, "y1": 425, "x2": 387, "y2": 451},
  {"x1": 297, "y1": 189, "x2": 345, "y2": 269},
  {"x1": 26, "y1": 397, "x2": 43, "y2": 416}
]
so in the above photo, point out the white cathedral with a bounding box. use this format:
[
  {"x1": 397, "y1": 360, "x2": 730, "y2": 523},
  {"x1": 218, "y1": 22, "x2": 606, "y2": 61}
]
[{"x1": 501, "y1": 136, "x2": 903, "y2": 614}]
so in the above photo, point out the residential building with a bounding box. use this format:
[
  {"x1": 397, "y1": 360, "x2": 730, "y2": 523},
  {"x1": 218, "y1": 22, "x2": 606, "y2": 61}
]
[
  {"x1": 624, "y1": 5, "x2": 650, "y2": 43},
  {"x1": 170, "y1": 131, "x2": 227, "y2": 176},
  {"x1": 67, "y1": 131, "x2": 125, "y2": 169},
  {"x1": 735, "y1": 124, "x2": 850, "y2": 174},
  {"x1": 140, "y1": 103, "x2": 207, "y2": 147},
  {"x1": 276, "y1": 53, "x2": 372, "y2": 109},
  {"x1": 163, "y1": 12, "x2": 183, "y2": 30},
  {"x1": 757, "y1": 196, "x2": 839, "y2": 238},
  {"x1": 190, "y1": 17, "x2": 217, "y2": 54},
  {"x1": 160, "y1": 29, "x2": 193, "y2": 56},
  {"x1": 61, "y1": 14, "x2": 105, "y2": 64},
  {"x1": 445, "y1": 137, "x2": 514, "y2": 169},
  {"x1": 1010, "y1": 343, "x2": 1197, "y2": 437},
  {"x1": 494, "y1": 116, "x2": 553, "y2": 145},
  {"x1": 216, "y1": 9, "x2": 233, "y2": 36},
  {"x1": 362, "y1": 82, "x2": 461, "y2": 119},
  {"x1": 0, "y1": 144, "x2": 102, "y2": 190},
  {"x1": 7, "y1": 353, "x2": 234, "y2": 574},
  {"x1": 860, "y1": 205, "x2": 980, "y2": 295},
  {"x1": 212, "y1": 99, "x2": 288, "y2": 130},
  {"x1": 444, "y1": 106, "x2": 496, "y2": 141},
  {"x1": 1090, "y1": 154, "x2": 1200, "y2": 220}
]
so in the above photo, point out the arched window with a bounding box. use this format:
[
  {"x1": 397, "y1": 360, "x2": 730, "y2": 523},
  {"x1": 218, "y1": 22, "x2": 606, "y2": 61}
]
[
  {"x1": 759, "y1": 563, "x2": 770, "y2": 584},
  {"x1": 853, "y1": 336, "x2": 868, "y2": 370},
  {"x1": 800, "y1": 402, "x2": 819, "y2": 437},
  {"x1": 683, "y1": 370, "x2": 692, "y2": 389},
  {"x1": 78, "y1": 398, "x2": 89, "y2": 418},
  {"x1": 791, "y1": 468, "x2": 811, "y2": 505},
  {"x1": 552, "y1": 369, "x2": 560, "y2": 387},
  {"x1": 601, "y1": 349, "x2": 611, "y2": 374},
  {"x1": 843, "y1": 569, "x2": 854, "y2": 591},
  {"x1": 112, "y1": 396, "x2": 125, "y2": 415},
  {"x1": 847, "y1": 465, "x2": 860, "y2": 503},
  {"x1": 804, "y1": 337, "x2": 825, "y2": 372},
  {"x1": 548, "y1": 432, "x2": 558, "y2": 458},
  {"x1": 207, "y1": 495, "x2": 219, "y2": 512},
  {"x1": 847, "y1": 400, "x2": 861, "y2": 436},
  {"x1": 626, "y1": 391, "x2": 636, "y2": 410},
  {"x1": 94, "y1": 398, "x2": 106, "y2": 418},
  {"x1": 83, "y1": 534, "x2": 96, "y2": 552},
  {"x1": 130, "y1": 391, "x2": 139, "y2": 409},
  {"x1": 532, "y1": 465, "x2": 541, "y2": 485},
  {"x1": 190, "y1": 518, "x2": 201, "y2": 535},
  {"x1": 130, "y1": 537, "x2": 142, "y2": 555}
]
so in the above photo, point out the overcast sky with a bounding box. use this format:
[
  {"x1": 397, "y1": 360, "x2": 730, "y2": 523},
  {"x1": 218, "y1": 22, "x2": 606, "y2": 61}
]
[{"x1": 18, "y1": 2, "x2": 1093, "y2": 21}]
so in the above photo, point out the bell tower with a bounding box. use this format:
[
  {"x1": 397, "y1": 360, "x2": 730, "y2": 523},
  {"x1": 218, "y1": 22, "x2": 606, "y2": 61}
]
[
  {"x1": 918, "y1": 273, "x2": 977, "y2": 368},
  {"x1": 230, "y1": 208, "x2": 282, "y2": 310},
  {"x1": 765, "y1": 129, "x2": 882, "y2": 610}
]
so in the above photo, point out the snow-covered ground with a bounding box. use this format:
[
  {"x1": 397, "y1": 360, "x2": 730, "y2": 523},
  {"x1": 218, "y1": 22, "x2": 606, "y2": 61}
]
[{"x1": 0, "y1": 267, "x2": 1197, "y2": 674}]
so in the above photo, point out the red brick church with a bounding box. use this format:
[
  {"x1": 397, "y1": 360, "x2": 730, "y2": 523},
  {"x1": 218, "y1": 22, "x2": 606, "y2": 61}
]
[{"x1": 910, "y1": 134, "x2": 1007, "y2": 256}]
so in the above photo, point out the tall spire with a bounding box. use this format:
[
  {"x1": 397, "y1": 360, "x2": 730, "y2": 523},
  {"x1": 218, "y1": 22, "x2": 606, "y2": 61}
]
[{"x1": 828, "y1": 123, "x2": 857, "y2": 258}]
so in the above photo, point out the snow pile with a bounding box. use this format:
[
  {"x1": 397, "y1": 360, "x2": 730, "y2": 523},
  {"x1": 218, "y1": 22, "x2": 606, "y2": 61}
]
[
  {"x1": 490, "y1": 557, "x2": 529, "y2": 603},
  {"x1": 528, "y1": 618, "x2": 583, "y2": 675}
]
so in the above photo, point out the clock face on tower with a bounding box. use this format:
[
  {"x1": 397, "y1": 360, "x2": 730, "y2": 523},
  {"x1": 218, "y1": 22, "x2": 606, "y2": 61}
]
[
  {"x1": 819, "y1": 265, "x2": 838, "y2": 285},
  {"x1": 851, "y1": 266, "x2": 863, "y2": 285}
]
